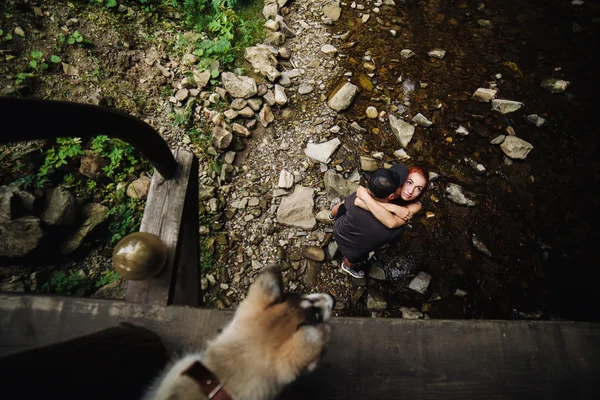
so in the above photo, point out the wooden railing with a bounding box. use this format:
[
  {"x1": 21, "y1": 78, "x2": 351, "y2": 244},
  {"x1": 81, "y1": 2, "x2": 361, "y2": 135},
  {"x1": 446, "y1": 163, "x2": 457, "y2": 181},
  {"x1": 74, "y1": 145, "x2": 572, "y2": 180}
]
[{"x1": 0, "y1": 97, "x2": 200, "y2": 306}]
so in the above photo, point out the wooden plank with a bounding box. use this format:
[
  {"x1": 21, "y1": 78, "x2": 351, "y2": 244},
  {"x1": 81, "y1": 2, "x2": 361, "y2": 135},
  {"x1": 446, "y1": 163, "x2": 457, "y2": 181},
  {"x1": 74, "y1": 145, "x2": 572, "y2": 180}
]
[
  {"x1": 125, "y1": 149, "x2": 198, "y2": 306},
  {"x1": 1, "y1": 295, "x2": 599, "y2": 399}
]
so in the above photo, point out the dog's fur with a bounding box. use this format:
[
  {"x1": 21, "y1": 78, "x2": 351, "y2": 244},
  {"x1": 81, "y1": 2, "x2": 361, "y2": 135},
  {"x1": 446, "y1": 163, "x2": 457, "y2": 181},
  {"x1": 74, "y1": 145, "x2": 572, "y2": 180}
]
[{"x1": 145, "y1": 267, "x2": 334, "y2": 400}]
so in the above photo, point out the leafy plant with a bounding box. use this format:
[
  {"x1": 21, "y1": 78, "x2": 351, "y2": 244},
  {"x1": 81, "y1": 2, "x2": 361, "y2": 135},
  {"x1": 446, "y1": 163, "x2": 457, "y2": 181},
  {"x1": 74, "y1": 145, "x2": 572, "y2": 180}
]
[
  {"x1": 91, "y1": 135, "x2": 140, "y2": 182},
  {"x1": 106, "y1": 191, "x2": 144, "y2": 246},
  {"x1": 67, "y1": 30, "x2": 92, "y2": 47},
  {"x1": 42, "y1": 270, "x2": 92, "y2": 295},
  {"x1": 29, "y1": 50, "x2": 48, "y2": 71},
  {"x1": 36, "y1": 137, "x2": 84, "y2": 186},
  {"x1": 15, "y1": 72, "x2": 33, "y2": 85},
  {"x1": 94, "y1": 269, "x2": 120, "y2": 288}
]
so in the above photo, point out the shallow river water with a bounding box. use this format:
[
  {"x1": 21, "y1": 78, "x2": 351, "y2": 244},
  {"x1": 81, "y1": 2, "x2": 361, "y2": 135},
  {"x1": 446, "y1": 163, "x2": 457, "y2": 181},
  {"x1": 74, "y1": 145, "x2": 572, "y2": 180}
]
[{"x1": 327, "y1": 0, "x2": 600, "y2": 320}]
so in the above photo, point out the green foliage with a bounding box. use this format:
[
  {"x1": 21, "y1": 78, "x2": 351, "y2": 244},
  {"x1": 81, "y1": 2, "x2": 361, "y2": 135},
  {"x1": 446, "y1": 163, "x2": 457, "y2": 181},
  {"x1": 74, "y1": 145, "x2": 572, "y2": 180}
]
[
  {"x1": 200, "y1": 241, "x2": 214, "y2": 274},
  {"x1": 42, "y1": 270, "x2": 92, "y2": 295},
  {"x1": 95, "y1": 269, "x2": 120, "y2": 288},
  {"x1": 67, "y1": 30, "x2": 92, "y2": 47},
  {"x1": 91, "y1": 135, "x2": 139, "y2": 182},
  {"x1": 15, "y1": 72, "x2": 33, "y2": 85},
  {"x1": 29, "y1": 50, "x2": 49, "y2": 71},
  {"x1": 0, "y1": 27, "x2": 13, "y2": 41},
  {"x1": 106, "y1": 190, "x2": 144, "y2": 246},
  {"x1": 36, "y1": 137, "x2": 84, "y2": 187}
]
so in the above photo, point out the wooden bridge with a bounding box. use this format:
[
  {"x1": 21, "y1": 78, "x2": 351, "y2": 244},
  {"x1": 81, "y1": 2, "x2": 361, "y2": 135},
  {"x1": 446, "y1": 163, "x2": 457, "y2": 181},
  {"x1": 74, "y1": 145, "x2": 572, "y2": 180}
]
[{"x1": 1, "y1": 98, "x2": 598, "y2": 399}]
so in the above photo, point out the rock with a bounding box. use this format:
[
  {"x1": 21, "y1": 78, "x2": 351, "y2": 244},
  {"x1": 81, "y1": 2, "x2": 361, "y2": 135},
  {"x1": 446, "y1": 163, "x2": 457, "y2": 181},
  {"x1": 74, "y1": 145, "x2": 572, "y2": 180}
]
[
  {"x1": 472, "y1": 233, "x2": 493, "y2": 257},
  {"x1": 408, "y1": 271, "x2": 432, "y2": 294},
  {"x1": 277, "y1": 17, "x2": 296, "y2": 38},
  {"x1": 221, "y1": 72, "x2": 258, "y2": 99},
  {"x1": 327, "y1": 241, "x2": 339, "y2": 259},
  {"x1": 500, "y1": 136, "x2": 534, "y2": 159},
  {"x1": 490, "y1": 135, "x2": 506, "y2": 145},
  {"x1": 400, "y1": 49, "x2": 415, "y2": 59},
  {"x1": 327, "y1": 82, "x2": 359, "y2": 111},
  {"x1": 174, "y1": 88, "x2": 189, "y2": 102},
  {"x1": 61, "y1": 203, "x2": 110, "y2": 254},
  {"x1": 366, "y1": 106, "x2": 378, "y2": 118},
  {"x1": 266, "y1": 31, "x2": 286, "y2": 46},
  {"x1": 14, "y1": 26, "x2": 26, "y2": 37},
  {"x1": 446, "y1": 183, "x2": 477, "y2": 206},
  {"x1": 247, "y1": 98, "x2": 262, "y2": 111},
  {"x1": 237, "y1": 106, "x2": 255, "y2": 118},
  {"x1": 42, "y1": 186, "x2": 76, "y2": 226},
  {"x1": 304, "y1": 138, "x2": 341, "y2": 164},
  {"x1": 127, "y1": 176, "x2": 151, "y2": 199},
  {"x1": 230, "y1": 98, "x2": 247, "y2": 110},
  {"x1": 302, "y1": 246, "x2": 325, "y2": 261},
  {"x1": 245, "y1": 45, "x2": 281, "y2": 82},
  {"x1": 264, "y1": 19, "x2": 280, "y2": 31},
  {"x1": 455, "y1": 125, "x2": 469, "y2": 136},
  {"x1": 0, "y1": 217, "x2": 44, "y2": 257},
  {"x1": 368, "y1": 262, "x2": 386, "y2": 280},
  {"x1": 360, "y1": 156, "x2": 378, "y2": 172},
  {"x1": 79, "y1": 150, "x2": 107, "y2": 179},
  {"x1": 274, "y1": 84, "x2": 288, "y2": 105},
  {"x1": 303, "y1": 260, "x2": 322, "y2": 286},
  {"x1": 298, "y1": 85, "x2": 314, "y2": 95},
  {"x1": 541, "y1": 78, "x2": 570, "y2": 94},
  {"x1": 472, "y1": 88, "x2": 497, "y2": 102},
  {"x1": 278, "y1": 47, "x2": 291, "y2": 59},
  {"x1": 316, "y1": 209, "x2": 334, "y2": 225},
  {"x1": 321, "y1": 44, "x2": 338, "y2": 54},
  {"x1": 525, "y1": 114, "x2": 547, "y2": 127},
  {"x1": 276, "y1": 186, "x2": 316, "y2": 230},
  {"x1": 232, "y1": 123, "x2": 251, "y2": 137},
  {"x1": 0, "y1": 188, "x2": 15, "y2": 221},
  {"x1": 323, "y1": 170, "x2": 358, "y2": 201},
  {"x1": 224, "y1": 109, "x2": 238, "y2": 120},
  {"x1": 278, "y1": 170, "x2": 294, "y2": 189},
  {"x1": 212, "y1": 126, "x2": 233, "y2": 149},
  {"x1": 393, "y1": 149, "x2": 411, "y2": 160},
  {"x1": 400, "y1": 307, "x2": 424, "y2": 319},
  {"x1": 259, "y1": 104, "x2": 275, "y2": 127},
  {"x1": 412, "y1": 113, "x2": 433, "y2": 127},
  {"x1": 193, "y1": 70, "x2": 211, "y2": 89},
  {"x1": 427, "y1": 48, "x2": 446, "y2": 59},
  {"x1": 491, "y1": 99, "x2": 524, "y2": 114},
  {"x1": 262, "y1": 2, "x2": 278, "y2": 20},
  {"x1": 366, "y1": 288, "x2": 387, "y2": 310},
  {"x1": 389, "y1": 114, "x2": 415, "y2": 148},
  {"x1": 323, "y1": 1, "x2": 342, "y2": 21}
]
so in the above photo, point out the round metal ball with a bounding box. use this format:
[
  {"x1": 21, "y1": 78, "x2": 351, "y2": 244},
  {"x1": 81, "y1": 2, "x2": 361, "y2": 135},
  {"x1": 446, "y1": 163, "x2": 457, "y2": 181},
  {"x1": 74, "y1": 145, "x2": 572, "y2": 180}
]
[{"x1": 112, "y1": 232, "x2": 167, "y2": 280}]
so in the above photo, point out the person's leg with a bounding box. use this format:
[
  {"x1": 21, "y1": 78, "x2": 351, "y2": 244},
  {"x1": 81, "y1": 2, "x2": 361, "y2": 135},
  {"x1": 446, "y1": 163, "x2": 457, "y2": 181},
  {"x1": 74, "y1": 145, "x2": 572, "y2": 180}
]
[
  {"x1": 387, "y1": 226, "x2": 407, "y2": 246},
  {"x1": 341, "y1": 255, "x2": 367, "y2": 278},
  {"x1": 329, "y1": 198, "x2": 344, "y2": 219}
]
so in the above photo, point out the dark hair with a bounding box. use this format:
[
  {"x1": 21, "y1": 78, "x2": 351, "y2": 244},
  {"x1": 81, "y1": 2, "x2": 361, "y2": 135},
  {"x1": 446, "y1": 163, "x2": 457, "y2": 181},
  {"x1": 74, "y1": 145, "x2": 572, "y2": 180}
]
[{"x1": 369, "y1": 169, "x2": 400, "y2": 198}]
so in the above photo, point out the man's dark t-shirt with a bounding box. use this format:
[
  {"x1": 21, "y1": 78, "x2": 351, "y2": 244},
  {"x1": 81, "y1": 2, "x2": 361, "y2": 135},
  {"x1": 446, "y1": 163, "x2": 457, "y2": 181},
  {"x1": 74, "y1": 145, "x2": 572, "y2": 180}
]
[{"x1": 333, "y1": 193, "x2": 405, "y2": 263}]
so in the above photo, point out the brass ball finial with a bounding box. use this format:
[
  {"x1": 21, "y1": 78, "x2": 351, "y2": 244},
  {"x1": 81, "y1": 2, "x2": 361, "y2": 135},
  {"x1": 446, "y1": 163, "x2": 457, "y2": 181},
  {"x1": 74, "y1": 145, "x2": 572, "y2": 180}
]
[{"x1": 112, "y1": 232, "x2": 167, "y2": 280}]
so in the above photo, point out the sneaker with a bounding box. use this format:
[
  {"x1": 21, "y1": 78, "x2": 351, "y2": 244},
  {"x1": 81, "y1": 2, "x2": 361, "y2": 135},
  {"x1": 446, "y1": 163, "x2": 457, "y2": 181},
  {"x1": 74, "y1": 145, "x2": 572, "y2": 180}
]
[
  {"x1": 328, "y1": 197, "x2": 342, "y2": 219},
  {"x1": 341, "y1": 261, "x2": 365, "y2": 278}
]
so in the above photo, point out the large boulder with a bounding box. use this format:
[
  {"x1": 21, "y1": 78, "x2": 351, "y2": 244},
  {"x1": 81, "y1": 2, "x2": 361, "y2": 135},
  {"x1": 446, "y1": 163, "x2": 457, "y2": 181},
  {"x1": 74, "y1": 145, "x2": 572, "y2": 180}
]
[
  {"x1": 41, "y1": 186, "x2": 76, "y2": 227},
  {"x1": 61, "y1": 203, "x2": 110, "y2": 255},
  {"x1": 276, "y1": 186, "x2": 316, "y2": 230},
  {"x1": 0, "y1": 217, "x2": 45, "y2": 257}
]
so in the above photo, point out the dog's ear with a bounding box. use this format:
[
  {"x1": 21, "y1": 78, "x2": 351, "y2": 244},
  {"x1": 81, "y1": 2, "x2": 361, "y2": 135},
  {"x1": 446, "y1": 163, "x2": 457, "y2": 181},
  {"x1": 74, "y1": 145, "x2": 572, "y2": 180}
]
[{"x1": 247, "y1": 266, "x2": 284, "y2": 305}]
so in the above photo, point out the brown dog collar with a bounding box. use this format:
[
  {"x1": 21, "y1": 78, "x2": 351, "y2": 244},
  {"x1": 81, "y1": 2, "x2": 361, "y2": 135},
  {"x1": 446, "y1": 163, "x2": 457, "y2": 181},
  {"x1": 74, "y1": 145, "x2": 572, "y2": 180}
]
[{"x1": 182, "y1": 361, "x2": 232, "y2": 400}]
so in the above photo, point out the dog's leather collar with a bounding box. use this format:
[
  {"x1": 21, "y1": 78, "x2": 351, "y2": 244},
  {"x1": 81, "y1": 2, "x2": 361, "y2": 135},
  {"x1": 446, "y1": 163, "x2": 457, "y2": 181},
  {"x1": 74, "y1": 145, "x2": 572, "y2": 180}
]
[{"x1": 182, "y1": 361, "x2": 232, "y2": 400}]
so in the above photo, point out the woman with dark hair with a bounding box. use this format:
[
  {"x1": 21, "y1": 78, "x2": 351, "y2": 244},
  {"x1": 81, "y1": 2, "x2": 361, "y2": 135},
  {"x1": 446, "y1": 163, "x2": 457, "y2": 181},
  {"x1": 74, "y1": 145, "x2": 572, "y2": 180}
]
[{"x1": 329, "y1": 163, "x2": 428, "y2": 278}]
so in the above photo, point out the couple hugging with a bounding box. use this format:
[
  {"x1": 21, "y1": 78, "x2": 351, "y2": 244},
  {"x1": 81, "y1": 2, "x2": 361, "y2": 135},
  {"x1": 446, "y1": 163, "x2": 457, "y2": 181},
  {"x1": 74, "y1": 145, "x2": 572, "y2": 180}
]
[{"x1": 329, "y1": 163, "x2": 429, "y2": 278}]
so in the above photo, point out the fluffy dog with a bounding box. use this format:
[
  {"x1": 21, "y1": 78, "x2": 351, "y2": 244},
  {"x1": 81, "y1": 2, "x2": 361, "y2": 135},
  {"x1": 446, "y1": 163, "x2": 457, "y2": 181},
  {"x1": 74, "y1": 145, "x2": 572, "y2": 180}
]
[{"x1": 145, "y1": 267, "x2": 334, "y2": 400}]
